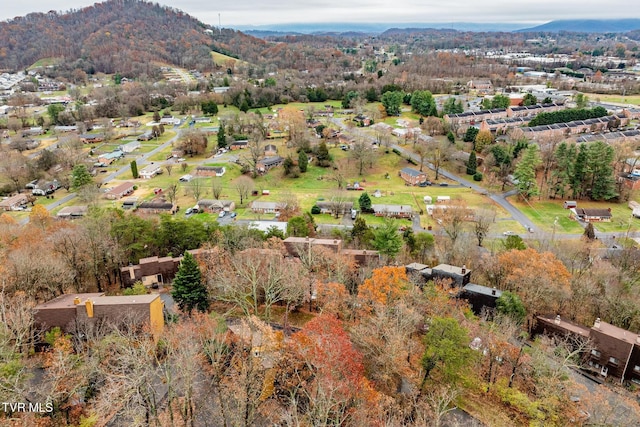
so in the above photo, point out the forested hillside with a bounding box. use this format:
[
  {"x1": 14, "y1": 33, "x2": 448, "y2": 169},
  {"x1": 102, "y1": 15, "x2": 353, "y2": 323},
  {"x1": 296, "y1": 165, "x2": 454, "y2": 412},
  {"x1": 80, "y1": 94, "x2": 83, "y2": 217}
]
[{"x1": 0, "y1": 0, "x2": 264, "y2": 76}]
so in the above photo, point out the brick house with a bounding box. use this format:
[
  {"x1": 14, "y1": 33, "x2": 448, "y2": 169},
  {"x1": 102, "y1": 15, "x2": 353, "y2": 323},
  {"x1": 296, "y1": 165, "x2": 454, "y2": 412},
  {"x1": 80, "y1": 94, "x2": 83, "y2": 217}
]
[
  {"x1": 570, "y1": 208, "x2": 612, "y2": 222},
  {"x1": 400, "y1": 167, "x2": 427, "y2": 185},
  {"x1": 136, "y1": 202, "x2": 176, "y2": 215},
  {"x1": 196, "y1": 199, "x2": 236, "y2": 213}
]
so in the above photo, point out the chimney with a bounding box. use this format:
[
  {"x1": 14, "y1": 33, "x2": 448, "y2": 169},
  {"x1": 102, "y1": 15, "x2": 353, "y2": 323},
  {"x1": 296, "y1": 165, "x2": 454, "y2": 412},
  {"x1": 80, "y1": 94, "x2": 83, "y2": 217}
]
[
  {"x1": 594, "y1": 317, "x2": 601, "y2": 329},
  {"x1": 461, "y1": 265, "x2": 466, "y2": 275},
  {"x1": 492, "y1": 288, "x2": 497, "y2": 296},
  {"x1": 85, "y1": 299, "x2": 94, "y2": 318},
  {"x1": 554, "y1": 315, "x2": 561, "y2": 325},
  {"x1": 73, "y1": 297, "x2": 81, "y2": 305}
]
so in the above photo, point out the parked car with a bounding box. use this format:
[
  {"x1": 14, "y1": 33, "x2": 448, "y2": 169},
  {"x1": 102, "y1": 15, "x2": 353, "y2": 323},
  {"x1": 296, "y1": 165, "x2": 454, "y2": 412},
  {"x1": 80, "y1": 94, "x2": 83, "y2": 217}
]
[
  {"x1": 179, "y1": 174, "x2": 192, "y2": 182},
  {"x1": 218, "y1": 211, "x2": 226, "y2": 218},
  {"x1": 418, "y1": 181, "x2": 433, "y2": 187},
  {"x1": 230, "y1": 212, "x2": 237, "y2": 218},
  {"x1": 439, "y1": 182, "x2": 449, "y2": 187}
]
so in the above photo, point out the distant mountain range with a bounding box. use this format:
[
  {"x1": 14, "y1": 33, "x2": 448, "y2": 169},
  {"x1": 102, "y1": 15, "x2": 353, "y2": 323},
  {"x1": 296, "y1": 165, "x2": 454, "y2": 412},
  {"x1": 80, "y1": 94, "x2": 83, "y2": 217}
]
[
  {"x1": 238, "y1": 19, "x2": 640, "y2": 37},
  {"x1": 238, "y1": 22, "x2": 529, "y2": 36},
  {"x1": 516, "y1": 19, "x2": 640, "y2": 33}
]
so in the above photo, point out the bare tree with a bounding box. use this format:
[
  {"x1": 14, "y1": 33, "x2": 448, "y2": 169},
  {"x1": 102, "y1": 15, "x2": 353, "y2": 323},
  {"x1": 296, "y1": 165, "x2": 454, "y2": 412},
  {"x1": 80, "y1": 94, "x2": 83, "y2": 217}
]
[
  {"x1": 326, "y1": 190, "x2": 351, "y2": 218},
  {"x1": 189, "y1": 178, "x2": 206, "y2": 202},
  {"x1": 234, "y1": 176, "x2": 254, "y2": 206},
  {"x1": 350, "y1": 139, "x2": 375, "y2": 176},
  {"x1": 473, "y1": 208, "x2": 496, "y2": 247},
  {"x1": 211, "y1": 178, "x2": 223, "y2": 200},
  {"x1": 165, "y1": 183, "x2": 178, "y2": 205},
  {"x1": 164, "y1": 163, "x2": 173, "y2": 176},
  {"x1": 245, "y1": 138, "x2": 265, "y2": 178}
]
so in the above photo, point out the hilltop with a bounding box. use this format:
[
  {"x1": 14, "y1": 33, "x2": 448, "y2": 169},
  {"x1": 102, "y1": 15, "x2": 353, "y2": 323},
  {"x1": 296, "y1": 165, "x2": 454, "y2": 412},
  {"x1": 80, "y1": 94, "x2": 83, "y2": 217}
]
[{"x1": 0, "y1": 0, "x2": 265, "y2": 76}]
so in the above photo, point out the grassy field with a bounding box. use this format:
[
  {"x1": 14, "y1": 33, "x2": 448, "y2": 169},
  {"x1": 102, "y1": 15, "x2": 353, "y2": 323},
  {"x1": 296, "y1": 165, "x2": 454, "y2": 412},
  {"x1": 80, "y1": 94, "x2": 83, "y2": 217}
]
[
  {"x1": 510, "y1": 198, "x2": 640, "y2": 234},
  {"x1": 584, "y1": 93, "x2": 640, "y2": 106}
]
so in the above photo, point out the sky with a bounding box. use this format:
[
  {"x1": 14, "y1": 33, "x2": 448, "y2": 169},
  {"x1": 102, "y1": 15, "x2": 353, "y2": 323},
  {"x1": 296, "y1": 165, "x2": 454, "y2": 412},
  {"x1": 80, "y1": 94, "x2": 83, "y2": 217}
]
[{"x1": 0, "y1": 0, "x2": 636, "y2": 28}]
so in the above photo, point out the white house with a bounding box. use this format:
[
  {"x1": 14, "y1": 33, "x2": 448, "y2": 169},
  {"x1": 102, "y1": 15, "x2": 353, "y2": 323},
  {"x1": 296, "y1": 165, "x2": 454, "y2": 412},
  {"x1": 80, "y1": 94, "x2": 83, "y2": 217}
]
[{"x1": 139, "y1": 164, "x2": 162, "y2": 179}]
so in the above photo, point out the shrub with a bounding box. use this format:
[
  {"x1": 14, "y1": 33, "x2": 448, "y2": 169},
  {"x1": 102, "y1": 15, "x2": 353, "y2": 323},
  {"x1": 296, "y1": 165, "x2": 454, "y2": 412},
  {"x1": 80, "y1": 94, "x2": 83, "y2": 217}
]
[
  {"x1": 311, "y1": 205, "x2": 321, "y2": 214},
  {"x1": 473, "y1": 172, "x2": 483, "y2": 181}
]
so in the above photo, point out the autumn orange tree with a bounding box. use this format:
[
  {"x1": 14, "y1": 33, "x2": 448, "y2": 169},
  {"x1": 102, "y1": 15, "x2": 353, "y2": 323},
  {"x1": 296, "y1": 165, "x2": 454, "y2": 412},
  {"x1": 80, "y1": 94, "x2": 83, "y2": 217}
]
[
  {"x1": 497, "y1": 248, "x2": 571, "y2": 316},
  {"x1": 357, "y1": 266, "x2": 410, "y2": 309},
  {"x1": 285, "y1": 314, "x2": 378, "y2": 425}
]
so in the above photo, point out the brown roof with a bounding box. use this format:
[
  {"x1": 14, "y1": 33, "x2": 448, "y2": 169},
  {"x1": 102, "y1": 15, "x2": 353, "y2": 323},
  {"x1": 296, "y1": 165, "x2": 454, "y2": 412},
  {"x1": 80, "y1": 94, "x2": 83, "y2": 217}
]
[
  {"x1": 35, "y1": 293, "x2": 105, "y2": 310},
  {"x1": 576, "y1": 208, "x2": 612, "y2": 217},
  {"x1": 537, "y1": 314, "x2": 590, "y2": 338},
  {"x1": 592, "y1": 320, "x2": 639, "y2": 345},
  {"x1": 106, "y1": 182, "x2": 134, "y2": 195},
  {"x1": 91, "y1": 295, "x2": 159, "y2": 306}
]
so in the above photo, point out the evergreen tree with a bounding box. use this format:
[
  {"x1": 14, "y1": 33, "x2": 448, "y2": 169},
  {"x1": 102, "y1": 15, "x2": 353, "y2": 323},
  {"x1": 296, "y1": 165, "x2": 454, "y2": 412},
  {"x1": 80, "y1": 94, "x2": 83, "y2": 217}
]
[
  {"x1": 442, "y1": 97, "x2": 464, "y2": 115},
  {"x1": 463, "y1": 127, "x2": 479, "y2": 143},
  {"x1": 496, "y1": 291, "x2": 526, "y2": 324},
  {"x1": 513, "y1": 144, "x2": 541, "y2": 200},
  {"x1": 550, "y1": 142, "x2": 575, "y2": 199},
  {"x1": 298, "y1": 150, "x2": 308, "y2": 173},
  {"x1": 522, "y1": 93, "x2": 538, "y2": 106},
  {"x1": 466, "y1": 151, "x2": 478, "y2": 175},
  {"x1": 315, "y1": 141, "x2": 331, "y2": 167},
  {"x1": 372, "y1": 218, "x2": 403, "y2": 258},
  {"x1": 217, "y1": 126, "x2": 227, "y2": 149},
  {"x1": 130, "y1": 160, "x2": 139, "y2": 179},
  {"x1": 587, "y1": 141, "x2": 618, "y2": 201},
  {"x1": 71, "y1": 164, "x2": 93, "y2": 189},
  {"x1": 571, "y1": 144, "x2": 589, "y2": 199},
  {"x1": 358, "y1": 192, "x2": 372, "y2": 212},
  {"x1": 171, "y1": 252, "x2": 209, "y2": 314},
  {"x1": 351, "y1": 216, "x2": 372, "y2": 247}
]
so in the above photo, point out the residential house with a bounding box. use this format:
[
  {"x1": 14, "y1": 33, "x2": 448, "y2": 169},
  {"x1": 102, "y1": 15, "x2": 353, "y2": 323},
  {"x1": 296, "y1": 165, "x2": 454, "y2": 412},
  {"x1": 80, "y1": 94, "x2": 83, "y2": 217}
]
[
  {"x1": 196, "y1": 199, "x2": 236, "y2": 213},
  {"x1": 120, "y1": 248, "x2": 214, "y2": 288},
  {"x1": 139, "y1": 164, "x2": 162, "y2": 179},
  {"x1": 35, "y1": 293, "x2": 164, "y2": 341},
  {"x1": 195, "y1": 166, "x2": 226, "y2": 177},
  {"x1": 0, "y1": 194, "x2": 28, "y2": 211},
  {"x1": 257, "y1": 156, "x2": 284, "y2": 173},
  {"x1": 98, "y1": 150, "x2": 125, "y2": 165},
  {"x1": 341, "y1": 249, "x2": 381, "y2": 266},
  {"x1": 137, "y1": 131, "x2": 154, "y2": 141},
  {"x1": 80, "y1": 133, "x2": 105, "y2": 144},
  {"x1": 56, "y1": 205, "x2": 88, "y2": 219},
  {"x1": 420, "y1": 264, "x2": 472, "y2": 287},
  {"x1": 536, "y1": 315, "x2": 640, "y2": 384},
  {"x1": 230, "y1": 140, "x2": 248, "y2": 150},
  {"x1": 372, "y1": 204, "x2": 414, "y2": 218},
  {"x1": 104, "y1": 182, "x2": 135, "y2": 200},
  {"x1": 136, "y1": 201, "x2": 176, "y2": 215},
  {"x1": 467, "y1": 79, "x2": 494, "y2": 94},
  {"x1": 283, "y1": 237, "x2": 343, "y2": 257},
  {"x1": 250, "y1": 201, "x2": 280, "y2": 214},
  {"x1": 120, "y1": 140, "x2": 141, "y2": 153},
  {"x1": 315, "y1": 201, "x2": 354, "y2": 215},
  {"x1": 400, "y1": 167, "x2": 427, "y2": 186},
  {"x1": 459, "y1": 283, "x2": 502, "y2": 315},
  {"x1": 570, "y1": 208, "x2": 612, "y2": 222}
]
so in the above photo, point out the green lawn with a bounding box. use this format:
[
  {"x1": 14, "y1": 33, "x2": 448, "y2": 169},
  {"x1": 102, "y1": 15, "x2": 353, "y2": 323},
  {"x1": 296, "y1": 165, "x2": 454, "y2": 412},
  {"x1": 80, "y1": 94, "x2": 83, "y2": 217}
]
[
  {"x1": 584, "y1": 93, "x2": 640, "y2": 106},
  {"x1": 510, "y1": 198, "x2": 640, "y2": 234}
]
